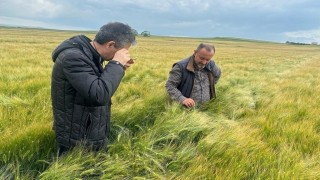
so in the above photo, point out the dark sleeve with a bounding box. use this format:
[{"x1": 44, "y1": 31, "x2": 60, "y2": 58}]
[{"x1": 62, "y1": 53, "x2": 125, "y2": 106}]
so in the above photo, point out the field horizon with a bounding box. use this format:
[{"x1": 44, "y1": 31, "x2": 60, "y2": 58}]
[
  {"x1": 0, "y1": 27, "x2": 319, "y2": 179},
  {"x1": 0, "y1": 25, "x2": 289, "y2": 44}
]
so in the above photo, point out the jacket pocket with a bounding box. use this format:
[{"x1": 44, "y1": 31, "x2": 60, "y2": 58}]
[
  {"x1": 70, "y1": 104, "x2": 88, "y2": 141},
  {"x1": 84, "y1": 113, "x2": 92, "y2": 139}
]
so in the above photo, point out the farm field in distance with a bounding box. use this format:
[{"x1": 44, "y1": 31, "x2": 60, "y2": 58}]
[{"x1": 0, "y1": 27, "x2": 320, "y2": 179}]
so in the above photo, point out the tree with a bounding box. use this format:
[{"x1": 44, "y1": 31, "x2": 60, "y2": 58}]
[
  {"x1": 141, "y1": 31, "x2": 150, "y2": 37},
  {"x1": 132, "y1": 29, "x2": 138, "y2": 36}
]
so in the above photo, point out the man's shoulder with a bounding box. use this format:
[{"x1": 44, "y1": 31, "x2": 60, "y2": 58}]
[
  {"x1": 209, "y1": 60, "x2": 216, "y2": 66},
  {"x1": 53, "y1": 36, "x2": 91, "y2": 61},
  {"x1": 205, "y1": 60, "x2": 220, "y2": 73},
  {"x1": 174, "y1": 56, "x2": 191, "y2": 66},
  {"x1": 55, "y1": 48, "x2": 95, "y2": 72},
  {"x1": 178, "y1": 56, "x2": 191, "y2": 63},
  {"x1": 63, "y1": 47, "x2": 86, "y2": 59}
]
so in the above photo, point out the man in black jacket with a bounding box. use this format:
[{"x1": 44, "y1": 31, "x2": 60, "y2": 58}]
[{"x1": 51, "y1": 22, "x2": 136, "y2": 154}]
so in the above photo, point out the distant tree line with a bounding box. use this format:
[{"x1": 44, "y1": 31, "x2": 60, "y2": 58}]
[
  {"x1": 286, "y1": 41, "x2": 318, "y2": 45},
  {"x1": 132, "y1": 29, "x2": 151, "y2": 37}
]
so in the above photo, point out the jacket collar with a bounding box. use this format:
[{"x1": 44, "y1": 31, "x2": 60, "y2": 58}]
[
  {"x1": 78, "y1": 35, "x2": 103, "y2": 73},
  {"x1": 186, "y1": 55, "x2": 196, "y2": 72},
  {"x1": 78, "y1": 35, "x2": 101, "y2": 61}
]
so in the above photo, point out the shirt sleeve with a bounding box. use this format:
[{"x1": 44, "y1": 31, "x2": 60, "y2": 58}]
[{"x1": 165, "y1": 64, "x2": 187, "y2": 103}]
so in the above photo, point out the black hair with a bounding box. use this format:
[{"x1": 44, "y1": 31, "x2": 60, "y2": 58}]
[{"x1": 94, "y1": 22, "x2": 136, "y2": 48}]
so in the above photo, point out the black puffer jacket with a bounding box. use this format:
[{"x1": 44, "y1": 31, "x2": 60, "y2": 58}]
[{"x1": 51, "y1": 35, "x2": 124, "y2": 149}]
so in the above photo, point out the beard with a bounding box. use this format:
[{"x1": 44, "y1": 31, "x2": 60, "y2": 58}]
[{"x1": 195, "y1": 63, "x2": 206, "y2": 70}]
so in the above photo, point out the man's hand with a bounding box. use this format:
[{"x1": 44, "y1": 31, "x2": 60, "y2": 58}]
[
  {"x1": 124, "y1": 58, "x2": 134, "y2": 70},
  {"x1": 113, "y1": 49, "x2": 131, "y2": 66},
  {"x1": 182, "y1": 98, "x2": 196, "y2": 108}
]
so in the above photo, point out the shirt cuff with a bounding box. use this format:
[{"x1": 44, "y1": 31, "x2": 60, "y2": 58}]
[{"x1": 177, "y1": 96, "x2": 187, "y2": 103}]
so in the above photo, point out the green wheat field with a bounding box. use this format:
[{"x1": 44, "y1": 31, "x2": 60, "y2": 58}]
[{"x1": 0, "y1": 27, "x2": 320, "y2": 179}]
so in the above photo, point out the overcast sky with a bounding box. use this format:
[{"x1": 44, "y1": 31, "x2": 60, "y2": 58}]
[{"x1": 0, "y1": 0, "x2": 319, "y2": 43}]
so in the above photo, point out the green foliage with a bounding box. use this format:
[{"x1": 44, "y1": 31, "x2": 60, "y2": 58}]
[
  {"x1": 141, "y1": 31, "x2": 151, "y2": 37},
  {"x1": 1, "y1": 27, "x2": 320, "y2": 179}
]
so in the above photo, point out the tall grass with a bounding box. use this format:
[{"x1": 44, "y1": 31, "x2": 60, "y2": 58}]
[{"x1": 0, "y1": 27, "x2": 320, "y2": 179}]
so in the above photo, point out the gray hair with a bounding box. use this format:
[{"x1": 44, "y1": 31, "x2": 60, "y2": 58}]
[
  {"x1": 94, "y1": 22, "x2": 136, "y2": 48},
  {"x1": 196, "y1": 43, "x2": 215, "y2": 53}
]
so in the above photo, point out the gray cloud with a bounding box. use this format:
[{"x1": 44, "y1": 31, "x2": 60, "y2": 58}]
[
  {"x1": 0, "y1": 16, "x2": 89, "y2": 30},
  {"x1": 285, "y1": 28, "x2": 320, "y2": 42},
  {"x1": 0, "y1": 0, "x2": 319, "y2": 43},
  {"x1": 0, "y1": 0, "x2": 63, "y2": 18}
]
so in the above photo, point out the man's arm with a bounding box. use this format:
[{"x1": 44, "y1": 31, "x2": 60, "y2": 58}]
[
  {"x1": 165, "y1": 64, "x2": 187, "y2": 103},
  {"x1": 62, "y1": 51, "x2": 125, "y2": 106}
]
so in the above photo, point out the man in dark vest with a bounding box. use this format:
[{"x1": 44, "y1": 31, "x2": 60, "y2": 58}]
[
  {"x1": 165, "y1": 43, "x2": 221, "y2": 108},
  {"x1": 51, "y1": 22, "x2": 136, "y2": 155}
]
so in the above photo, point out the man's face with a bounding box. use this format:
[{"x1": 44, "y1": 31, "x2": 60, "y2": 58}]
[
  {"x1": 101, "y1": 42, "x2": 131, "y2": 61},
  {"x1": 194, "y1": 48, "x2": 215, "y2": 69}
]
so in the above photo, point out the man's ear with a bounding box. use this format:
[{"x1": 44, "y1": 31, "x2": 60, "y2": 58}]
[
  {"x1": 193, "y1": 50, "x2": 197, "y2": 55},
  {"x1": 106, "y1": 41, "x2": 116, "y2": 48}
]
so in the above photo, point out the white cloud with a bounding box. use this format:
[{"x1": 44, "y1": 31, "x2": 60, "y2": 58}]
[
  {"x1": 215, "y1": 0, "x2": 307, "y2": 10},
  {"x1": 284, "y1": 28, "x2": 320, "y2": 42},
  {"x1": 0, "y1": 0, "x2": 63, "y2": 18},
  {"x1": 160, "y1": 20, "x2": 215, "y2": 28},
  {"x1": 107, "y1": 0, "x2": 306, "y2": 12},
  {"x1": 104, "y1": 0, "x2": 210, "y2": 12},
  {"x1": 0, "y1": 0, "x2": 318, "y2": 43},
  {"x1": 0, "y1": 16, "x2": 89, "y2": 30}
]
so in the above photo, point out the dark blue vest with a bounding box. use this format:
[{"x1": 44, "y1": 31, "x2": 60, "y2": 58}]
[{"x1": 174, "y1": 56, "x2": 216, "y2": 98}]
